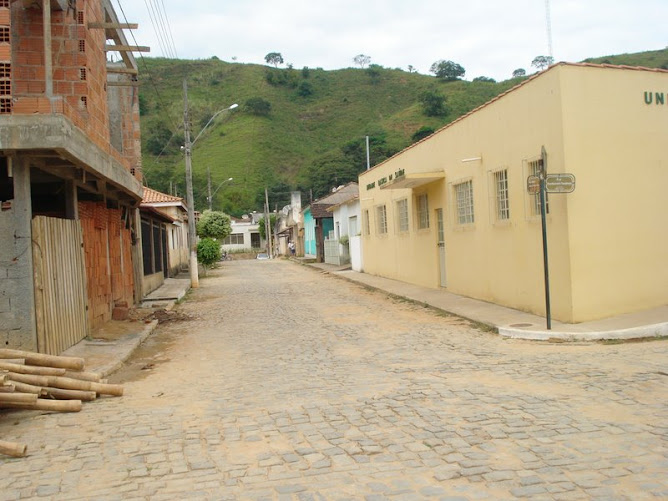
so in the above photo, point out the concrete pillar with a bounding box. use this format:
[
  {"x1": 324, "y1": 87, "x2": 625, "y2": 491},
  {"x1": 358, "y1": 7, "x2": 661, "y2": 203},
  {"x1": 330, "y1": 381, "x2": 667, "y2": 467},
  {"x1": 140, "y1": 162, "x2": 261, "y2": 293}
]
[{"x1": 0, "y1": 157, "x2": 37, "y2": 351}]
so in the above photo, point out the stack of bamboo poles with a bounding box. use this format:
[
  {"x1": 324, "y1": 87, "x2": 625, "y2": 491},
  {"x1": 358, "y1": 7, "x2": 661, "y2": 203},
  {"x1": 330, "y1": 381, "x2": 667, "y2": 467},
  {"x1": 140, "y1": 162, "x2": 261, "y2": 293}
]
[{"x1": 0, "y1": 348, "x2": 124, "y2": 458}]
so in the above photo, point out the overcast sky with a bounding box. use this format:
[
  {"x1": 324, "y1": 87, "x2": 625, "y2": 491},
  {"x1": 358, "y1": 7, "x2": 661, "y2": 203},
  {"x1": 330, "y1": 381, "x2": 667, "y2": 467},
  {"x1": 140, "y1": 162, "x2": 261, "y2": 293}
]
[{"x1": 116, "y1": 0, "x2": 666, "y2": 81}]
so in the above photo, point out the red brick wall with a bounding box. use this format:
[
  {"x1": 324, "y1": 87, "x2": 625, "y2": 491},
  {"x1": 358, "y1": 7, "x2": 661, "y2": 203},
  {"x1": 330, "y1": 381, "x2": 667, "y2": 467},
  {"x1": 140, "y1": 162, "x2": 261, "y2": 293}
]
[
  {"x1": 9, "y1": 2, "x2": 140, "y2": 176},
  {"x1": 79, "y1": 201, "x2": 135, "y2": 329}
]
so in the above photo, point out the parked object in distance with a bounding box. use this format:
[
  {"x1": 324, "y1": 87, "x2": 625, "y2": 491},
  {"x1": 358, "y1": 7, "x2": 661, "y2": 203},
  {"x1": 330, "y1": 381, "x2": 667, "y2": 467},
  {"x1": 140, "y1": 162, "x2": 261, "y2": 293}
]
[{"x1": 256, "y1": 253, "x2": 269, "y2": 260}]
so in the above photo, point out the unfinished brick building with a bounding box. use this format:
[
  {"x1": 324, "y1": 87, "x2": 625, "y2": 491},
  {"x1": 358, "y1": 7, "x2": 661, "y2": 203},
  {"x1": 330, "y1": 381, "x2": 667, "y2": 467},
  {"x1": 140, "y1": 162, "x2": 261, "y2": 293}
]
[{"x1": 0, "y1": 0, "x2": 145, "y2": 354}]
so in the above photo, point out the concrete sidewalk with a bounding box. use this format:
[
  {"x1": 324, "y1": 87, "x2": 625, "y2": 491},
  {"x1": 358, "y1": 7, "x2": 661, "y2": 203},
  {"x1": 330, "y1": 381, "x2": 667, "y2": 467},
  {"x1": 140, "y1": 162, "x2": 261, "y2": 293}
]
[
  {"x1": 62, "y1": 277, "x2": 192, "y2": 377},
  {"x1": 302, "y1": 261, "x2": 668, "y2": 342}
]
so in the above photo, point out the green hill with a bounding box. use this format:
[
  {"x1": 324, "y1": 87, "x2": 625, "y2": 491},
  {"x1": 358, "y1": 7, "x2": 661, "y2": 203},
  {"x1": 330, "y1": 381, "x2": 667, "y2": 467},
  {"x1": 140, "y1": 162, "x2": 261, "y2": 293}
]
[{"x1": 138, "y1": 48, "x2": 667, "y2": 215}]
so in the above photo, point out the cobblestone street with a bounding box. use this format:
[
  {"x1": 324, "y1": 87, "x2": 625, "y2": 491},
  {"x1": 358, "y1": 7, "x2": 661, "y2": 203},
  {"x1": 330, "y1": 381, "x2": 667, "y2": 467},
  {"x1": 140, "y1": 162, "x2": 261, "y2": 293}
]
[{"x1": 1, "y1": 260, "x2": 667, "y2": 500}]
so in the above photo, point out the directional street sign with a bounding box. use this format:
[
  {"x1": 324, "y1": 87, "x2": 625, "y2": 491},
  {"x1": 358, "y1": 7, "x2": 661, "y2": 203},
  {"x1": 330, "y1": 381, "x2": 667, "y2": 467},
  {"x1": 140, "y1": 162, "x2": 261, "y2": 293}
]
[
  {"x1": 527, "y1": 175, "x2": 540, "y2": 194},
  {"x1": 545, "y1": 173, "x2": 576, "y2": 193}
]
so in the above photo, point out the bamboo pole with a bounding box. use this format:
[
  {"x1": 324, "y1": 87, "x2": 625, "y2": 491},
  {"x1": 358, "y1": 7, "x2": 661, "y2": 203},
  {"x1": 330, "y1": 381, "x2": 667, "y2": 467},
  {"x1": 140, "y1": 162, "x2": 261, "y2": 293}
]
[
  {"x1": 0, "y1": 362, "x2": 67, "y2": 377},
  {"x1": 0, "y1": 440, "x2": 27, "y2": 458},
  {"x1": 42, "y1": 387, "x2": 96, "y2": 401},
  {"x1": 0, "y1": 349, "x2": 84, "y2": 371},
  {"x1": 63, "y1": 370, "x2": 101, "y2": 382},
  {"x1": 0, "y1": 384, "x2": 15, "y2": 393},
  {"x1": 0, "y1": 393, "x2": 38, "y2": 404},
  {"x1": 5, "y1": 372, "x2": 123, "y2": 397},
  {"x1": 2, "y1": 399, "x2": 82, "y2": 412},
  {"x1": 10, "y1": 381, "x2": 46, "y2": 396}
]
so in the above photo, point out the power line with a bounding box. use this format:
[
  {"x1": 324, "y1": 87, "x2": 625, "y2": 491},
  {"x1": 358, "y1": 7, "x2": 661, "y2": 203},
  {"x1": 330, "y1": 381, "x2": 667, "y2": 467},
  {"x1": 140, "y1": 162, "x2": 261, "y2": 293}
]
[
  {"x1": 159, "y1": 0, "x2": 178, "y2": 58},
  {"x1": 114, "y1": 1, "x2": 178, "y2": 129}
]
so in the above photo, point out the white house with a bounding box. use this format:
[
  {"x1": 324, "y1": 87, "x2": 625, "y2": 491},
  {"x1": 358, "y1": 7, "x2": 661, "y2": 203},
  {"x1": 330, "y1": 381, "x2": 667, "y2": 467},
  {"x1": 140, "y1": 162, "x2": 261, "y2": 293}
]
[
  {"x1": 222, "y1": 213, "x2": 263, "y2": 252},
  {"x1": 325, "y1": 185, "x2": 361, "y2": 268}
]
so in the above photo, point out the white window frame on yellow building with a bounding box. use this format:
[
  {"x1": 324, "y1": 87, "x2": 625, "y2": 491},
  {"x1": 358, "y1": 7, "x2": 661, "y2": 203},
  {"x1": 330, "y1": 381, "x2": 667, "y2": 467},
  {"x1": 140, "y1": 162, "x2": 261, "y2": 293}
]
[
  {"x1": 415, "y1": 192, "x2": 430, "y2": 230},
  {"x1": 488, "y1": 168, "x2": 510, "y2": 225},
  {"x1": 395, "y1": 198, "x2": 409, "y2": 234},
  {"x1": 375, "y1": 204, "x2": 388, "y2": 235},
  {"x1": 453, "y1": 179, "x2": 475, "y2": 226}
]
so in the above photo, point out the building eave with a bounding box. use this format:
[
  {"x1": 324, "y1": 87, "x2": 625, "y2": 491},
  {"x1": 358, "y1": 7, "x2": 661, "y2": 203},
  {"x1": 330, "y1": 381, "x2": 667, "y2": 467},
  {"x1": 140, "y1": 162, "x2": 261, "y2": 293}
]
[{"x1": 0, "y1": 114, "x2": 142, "y2": 201}]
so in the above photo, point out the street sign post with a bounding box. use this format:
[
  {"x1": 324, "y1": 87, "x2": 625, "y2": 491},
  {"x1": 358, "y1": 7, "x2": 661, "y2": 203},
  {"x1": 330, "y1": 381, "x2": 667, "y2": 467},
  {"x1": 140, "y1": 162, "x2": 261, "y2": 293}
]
[{"x1": 527, "y1": 150, "x2": 577, "y2": 330}]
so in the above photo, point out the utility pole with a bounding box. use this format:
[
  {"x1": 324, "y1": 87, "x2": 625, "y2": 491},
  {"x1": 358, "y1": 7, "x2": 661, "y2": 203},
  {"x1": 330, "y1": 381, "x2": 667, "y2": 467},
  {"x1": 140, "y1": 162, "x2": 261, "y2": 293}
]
[
  {"x1": 207, "y1": 166, "x2": 212, "y2": 211},
  {"x1": 264, "y1": 187, "x2": 273, "y2": 259},
  {"x1": 365, "y1": 135, "x2": 371, "y2": 170},
  {"x1": 183, "y1": 79, "x2": 199, "y2": 288}
]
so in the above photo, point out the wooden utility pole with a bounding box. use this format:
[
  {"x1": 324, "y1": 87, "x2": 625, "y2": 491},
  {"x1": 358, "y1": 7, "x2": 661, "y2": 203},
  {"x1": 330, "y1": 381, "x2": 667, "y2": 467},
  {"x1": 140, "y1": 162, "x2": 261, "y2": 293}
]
[{"x1": 183, "y1": 79, "x2": 199, "y2": 288}]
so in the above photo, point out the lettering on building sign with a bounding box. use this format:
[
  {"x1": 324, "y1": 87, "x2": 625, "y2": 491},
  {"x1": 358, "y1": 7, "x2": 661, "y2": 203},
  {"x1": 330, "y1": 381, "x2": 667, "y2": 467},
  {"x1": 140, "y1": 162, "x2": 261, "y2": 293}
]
[
  {"x1": 378, "y1": 177, "x2": 388, "y2": 187},
  {"x1": 644, "y1": 92, "x2": 666, "y2": 105},
  {"x1": 366, "y1": 181, "x2": 376, "y2": 190},
  {"x1": 395, "y1": 168, "x2": 405, "y2": 179}
]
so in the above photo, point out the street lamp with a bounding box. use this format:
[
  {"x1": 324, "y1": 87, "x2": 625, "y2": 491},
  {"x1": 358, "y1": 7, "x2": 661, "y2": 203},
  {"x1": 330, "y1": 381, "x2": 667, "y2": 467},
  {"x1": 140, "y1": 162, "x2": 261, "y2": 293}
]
[
  {"x1": 182, "y1": 78, "x2": 238, "y2": 288},
  {"x1": 192, "y1": 103, "x2": 239, "y2": 147},
  {"x1": 207, "y1": 176, "x2": 233, "y2": 210}
]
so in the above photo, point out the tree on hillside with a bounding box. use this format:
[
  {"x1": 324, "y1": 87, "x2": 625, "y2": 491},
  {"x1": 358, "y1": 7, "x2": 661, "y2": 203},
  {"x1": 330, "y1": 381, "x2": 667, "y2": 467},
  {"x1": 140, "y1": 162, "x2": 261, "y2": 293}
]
[
  {"x1": 473, "y1": 76, "x2": 496, "y2": 83},
  {"x1": 430, "y1": 60, "x2": 465, "y2": 81},
  {"x1": 411, "y1": 126, "x2": 435, "y2": 143},
  {"x1": 265, "y1": 52, "x2": 284, "y2": 67},
  {"x1": 353, "y1": 54, "x2": 371, "y2": 68},
  {"x1": 244, "y1": 97, "x2": 272, "y2": 116},
  {"x1": 419, "y1": 89, "x2": 447, "y2": 117},
  {"x1": 407, "y1": 65, "x2": 415, "y2": 73},
  {"x1": 531, "y1": 55, "x2": 554, "y2": 71},
  {"x1": 512, "y1": 68, "x2": 526, "y2": 78},
  {"x1": 366, "y1": 64, "x2": 382, "y2": 83}
]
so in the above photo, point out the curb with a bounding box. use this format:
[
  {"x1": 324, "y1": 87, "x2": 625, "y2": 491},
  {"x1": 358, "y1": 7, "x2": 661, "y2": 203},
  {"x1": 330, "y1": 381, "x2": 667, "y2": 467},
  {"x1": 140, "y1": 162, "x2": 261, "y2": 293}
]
[
  {"x1": 294, "y1": 261, "x2": 668, "y2": 343},
  {"x1": 95, "y1": 319, "x2": 159, "y2": 378},
  {"x1": 499, "y1": 321, "x2": 668, "y2": 342}
]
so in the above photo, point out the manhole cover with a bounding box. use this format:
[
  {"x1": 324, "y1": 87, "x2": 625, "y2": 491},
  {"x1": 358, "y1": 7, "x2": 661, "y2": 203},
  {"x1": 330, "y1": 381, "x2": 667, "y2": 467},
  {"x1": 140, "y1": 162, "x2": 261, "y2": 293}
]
[{"x1": 509, "y1": 323, "x2": 534, "y2": 328}]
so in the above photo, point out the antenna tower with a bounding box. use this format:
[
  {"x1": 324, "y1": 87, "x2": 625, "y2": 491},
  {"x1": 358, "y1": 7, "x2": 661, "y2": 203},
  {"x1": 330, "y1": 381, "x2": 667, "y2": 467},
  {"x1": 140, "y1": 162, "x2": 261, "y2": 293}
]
[{"x1": 545, "y1": 0, "x2": 554, "y2": 59}]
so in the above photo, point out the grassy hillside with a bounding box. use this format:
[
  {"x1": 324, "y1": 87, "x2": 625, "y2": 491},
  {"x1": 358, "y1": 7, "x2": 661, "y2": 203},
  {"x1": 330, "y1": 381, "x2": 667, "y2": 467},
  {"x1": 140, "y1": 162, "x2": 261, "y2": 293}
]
[
  {"x1": 138, "y1": 48, "x2": 667, "y2": 215},
  {"x1": 583, "y1": 47, "x2": 668, "y2": 68}
]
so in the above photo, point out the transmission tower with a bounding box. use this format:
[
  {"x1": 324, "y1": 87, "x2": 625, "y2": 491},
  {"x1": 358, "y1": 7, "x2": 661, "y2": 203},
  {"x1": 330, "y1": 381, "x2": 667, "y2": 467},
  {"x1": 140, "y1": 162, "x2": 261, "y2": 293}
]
[{"x1": 545, "y1": 0, "x2": 554, "y2": 59}]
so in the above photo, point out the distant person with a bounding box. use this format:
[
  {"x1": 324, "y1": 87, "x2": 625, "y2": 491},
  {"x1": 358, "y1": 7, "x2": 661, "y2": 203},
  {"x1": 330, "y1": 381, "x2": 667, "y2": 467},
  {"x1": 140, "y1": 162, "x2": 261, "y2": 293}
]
[{"x1": 288, "y1": 241, "x2": 296, "y2": 256}]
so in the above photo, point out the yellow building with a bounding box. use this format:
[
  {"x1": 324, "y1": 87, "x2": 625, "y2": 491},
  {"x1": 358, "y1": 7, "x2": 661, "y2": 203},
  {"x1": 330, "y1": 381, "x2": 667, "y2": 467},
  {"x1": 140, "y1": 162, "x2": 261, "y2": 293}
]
[{"x1": 359, "y1": 63, "x2": 668, "y2": 323}]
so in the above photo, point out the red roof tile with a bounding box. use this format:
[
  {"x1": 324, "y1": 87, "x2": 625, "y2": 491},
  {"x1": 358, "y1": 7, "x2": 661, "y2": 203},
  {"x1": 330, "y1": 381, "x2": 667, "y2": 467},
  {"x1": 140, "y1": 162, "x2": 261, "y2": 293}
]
[{"x1": 142, "y1": 186, "x2": 184, "y2": 204}]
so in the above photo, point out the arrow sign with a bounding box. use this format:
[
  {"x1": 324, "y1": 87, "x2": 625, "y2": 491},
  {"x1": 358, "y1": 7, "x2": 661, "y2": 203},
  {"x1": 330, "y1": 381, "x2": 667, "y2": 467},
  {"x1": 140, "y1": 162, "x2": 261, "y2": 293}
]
[{"x1": 545, "y1": 173, "x2": 576, "y2": 193}]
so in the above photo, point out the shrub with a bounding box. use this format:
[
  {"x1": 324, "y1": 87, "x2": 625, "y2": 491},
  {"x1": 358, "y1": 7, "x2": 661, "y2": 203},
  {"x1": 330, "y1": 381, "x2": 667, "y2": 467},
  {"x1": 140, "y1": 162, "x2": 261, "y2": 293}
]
[{"x1": 197, "y1": 237, "x2": 221, "y2": 274}]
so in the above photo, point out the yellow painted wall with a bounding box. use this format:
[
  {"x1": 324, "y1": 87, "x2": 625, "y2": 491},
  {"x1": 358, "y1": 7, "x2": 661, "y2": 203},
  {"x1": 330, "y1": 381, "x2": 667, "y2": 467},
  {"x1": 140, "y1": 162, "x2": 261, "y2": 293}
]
[
  {"x1": 559, "y1": 66, "x2": 668, "y2": 321},
  {"x1": 360, "y1": 64, "x2": 668, "y2": 323}
]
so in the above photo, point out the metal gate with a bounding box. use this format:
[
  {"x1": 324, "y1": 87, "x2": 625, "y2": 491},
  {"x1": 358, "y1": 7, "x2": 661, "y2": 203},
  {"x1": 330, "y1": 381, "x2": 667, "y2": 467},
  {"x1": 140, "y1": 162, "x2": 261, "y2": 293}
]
[{"x1": 32, "y1": 216, "x2": 89, "y2": 355}]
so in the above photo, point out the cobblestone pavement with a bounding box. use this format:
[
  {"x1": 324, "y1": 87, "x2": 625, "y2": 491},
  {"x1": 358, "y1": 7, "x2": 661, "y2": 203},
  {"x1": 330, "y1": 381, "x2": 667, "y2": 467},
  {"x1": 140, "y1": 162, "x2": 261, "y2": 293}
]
[{"x1": 1, "y1": 260, "x2": 667, "y2": 500}]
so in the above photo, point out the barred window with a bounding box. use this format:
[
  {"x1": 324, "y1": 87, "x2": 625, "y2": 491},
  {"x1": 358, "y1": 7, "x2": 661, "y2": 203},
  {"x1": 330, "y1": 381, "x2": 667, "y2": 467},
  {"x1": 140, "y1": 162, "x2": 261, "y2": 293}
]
[
  {"x1": 494, "y1": 169, "x2": 510, "y2": 220},
  {"x1": 80, "y1": 68, "x2": 87, "y2": 81},
  {"x1": 79, "y1": 40, "x2": 86, "y2": 53},
  {"x1": 0, "y1": 1, "x2": 9, "y2": 8},
  {"x1": 222, "y1": 233, "x2": 244, "y2": 245},
  {"x1": 396, "y1": 198, "x2": 409, "y2": 233},
  {"x1": 416, "y1": 193, "x2": 429, "y2": 229},
  {"x1": 529, "y1": 159, "x2": 549, "y2": 215},
  {"x1": 77, "y1": 10, "x2": 85, "y2": 25},
  {"x1": 0, "y1": 26, "x2": 9, "y2": 43},
  {"x1": 375, "y1": 205, "x2": 387, "y2": 235},
  {"x1": 455, "y1": 180, "x2": 474, "y2": 225}
]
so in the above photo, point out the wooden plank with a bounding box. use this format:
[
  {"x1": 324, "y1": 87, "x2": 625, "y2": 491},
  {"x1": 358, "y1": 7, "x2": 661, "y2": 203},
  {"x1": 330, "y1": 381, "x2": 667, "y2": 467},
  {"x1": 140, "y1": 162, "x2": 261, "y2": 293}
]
[
  {"x1": 107, "y1": 81, "x2": 140, "y2": 87},
  {"x1": 106, "y1": 67, "x2": 138, "y2": 75},
  {"x1": 88, "y1": 22, "x2": 138, "y2": 30},
  {"x1": 104, "y1": 44, "x2": 150, "y2": 53}
]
